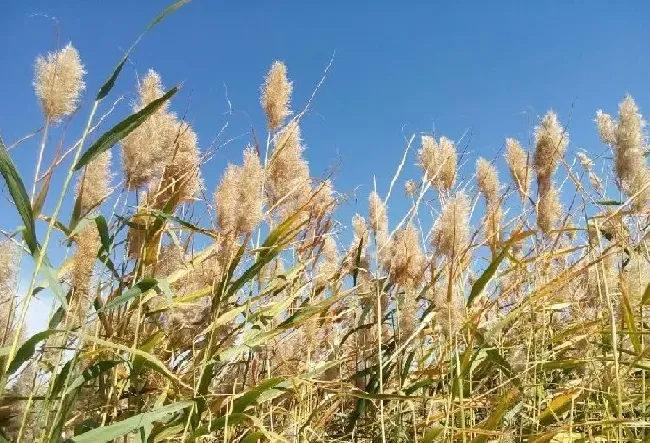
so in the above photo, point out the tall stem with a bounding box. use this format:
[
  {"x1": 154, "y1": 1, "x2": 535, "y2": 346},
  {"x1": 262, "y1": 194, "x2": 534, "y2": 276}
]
[{"x1": 1, "y1": 101, "x2": 98, "y2": 395}]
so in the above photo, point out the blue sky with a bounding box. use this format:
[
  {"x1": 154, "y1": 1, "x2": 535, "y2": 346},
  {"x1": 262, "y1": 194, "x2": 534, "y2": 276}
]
[{"x1": 1, "y1": 1, "x2": 650, "y2": 330}]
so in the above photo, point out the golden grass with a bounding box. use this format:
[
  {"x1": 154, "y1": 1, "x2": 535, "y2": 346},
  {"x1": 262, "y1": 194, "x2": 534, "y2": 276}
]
[{"x1": 1, "y1": 6, "x2": 650, "y2": 443}]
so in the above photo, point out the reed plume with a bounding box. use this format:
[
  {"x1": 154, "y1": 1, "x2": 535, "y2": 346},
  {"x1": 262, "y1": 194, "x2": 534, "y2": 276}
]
[{"x1": 34, "y1": 43, "x2": 85, "y2": 121}]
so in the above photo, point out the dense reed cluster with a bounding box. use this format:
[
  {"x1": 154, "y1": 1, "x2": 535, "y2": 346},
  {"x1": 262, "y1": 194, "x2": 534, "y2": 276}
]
[{"x1": 1, "y1": 7, "x2": 650, "y2": 443}]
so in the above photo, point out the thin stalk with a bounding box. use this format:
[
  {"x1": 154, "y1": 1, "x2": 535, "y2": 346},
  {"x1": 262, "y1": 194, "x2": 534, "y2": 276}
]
[
  {"x1": 1, "y1": 101, "x2": 99, "y2": 395},
  {"x1": 31, "y1": 118, "x2": 51, "y2": 202}
]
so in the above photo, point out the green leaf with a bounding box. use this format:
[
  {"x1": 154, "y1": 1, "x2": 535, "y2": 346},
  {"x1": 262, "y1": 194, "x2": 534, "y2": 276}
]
[
  {"x1": 241, "y1": 432, "x2": 264, "y2": 443},
  {"x1": 468, "y1": 230, "x2": 533, "y2": 306},
  {"x1": 49, "y1": 290, "x2": 73, "y2": 329},
  {"x1": 76, "y1": 334, "x2": 190, "y2": 390},
  {"x1": 484, "y1": 348, "x2": 518, "y2": 386},
  {"x1": 50, "y1": 360, "x2": 73, "y2": 399},
  {"x1": 421, "y1": 427, "x2": 444, "y2": 443},
  {"x1": 131, "y1": 331, "x2": 165, "y2": 384},
  {"x1": 596, "y1": 199, "x2": 624, "y2": 206},
  {"x1": 74, "y1": 419, "x2": 100, "y2": 436},
  {"x1": 75, "y1": 86, "x2": 179, "y2": 171},
  {"x1": 148, "y1": 0, "x2": 192, "y2": 29},
  {"x1": 63, "y1": 400, "x2": 193, "y2": 443},
  {"x1": 8, "y1": 329, "x2": 63, "y2": 376},
  {"x1": 538, "y1": 390, "x2": 579, "y2": 426},
  {"x1": 226, "y1": 212, "x2": 305, "y2": 300},
  {"x1": 96, "y1": 0, "x2": 193, "y2": 100},
  {"x1": 232, "y1": 377, "x2": 284, "y2": 413},
  {"x1": 193, "y1": 413, "x2": 250, "y2": 438},
  {"x1": 101, "y1": 278, "x2": 158, "y2": 311},
  {"x1": 41, "y1": 261, "x2": 69, "y2": 310},
  {"x1": 94, "y1": 216, "x2": 111, "y2": 254},
  {"x1": 472, "y1": 388, "x2": 520, "y2": 443},
  {"x1": 0, "y1": 136, "x2": 38, "y2": 255},
  {"x1": 33, "y1": 167, "x2": 53, "y2": 216},
  {"x1": 64, "y1": 360, "x2": 121, "y2": 394},
  {"x1": 96, "y1": 58, "x2": 127, "y2": 101},
  {"x1": 641, "y1": 280, "x2": 650, "y2": 305},
  {"x1": 146, "y1": 209, "x2": 215, "y2": 238}
]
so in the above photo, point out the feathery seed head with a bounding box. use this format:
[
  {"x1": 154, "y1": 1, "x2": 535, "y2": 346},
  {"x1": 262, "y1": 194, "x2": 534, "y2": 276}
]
[
  {"x1": 534, "y1": 111, "x2": 568, "y2": 180},
  {"x1": 596, "y1": 110, "x2": 617, "y2": 145},
  {"x1": 505, "y1": 137, "x2": 530, "y2": 201},
  {"x1": 606, "y1": 95, "x2": 650, "y2": 209},
  {"x1": 352, "y1": 214, "x2": 368, "y2": 246},
  {"x1": 390, "y1": 223, "x2": 426, "y2": 289},
  {"x1": 261, "y1": 61, "x2": 293, "y2": 131},
  {"x1": 139, "y1": 69, "x2": 167, "y2": 110},
  {"x1": 418, "y1": 135, "x2": 437, "y2": 181},
  {"x1": 404, "y1": 179, "x2": 417, "y2": 197},
  {"x1": 432, "y1": 192, "x2": 470, "y2": 258},
  {"x1": 476, "y1": 157, "x2": 500, "y2": 205},
  {"x1": 71, "y1": 226, "x2": 100, "y2": 321},
  {"x1": 482, "y1": 204, "x2": 503, "y2": 252},
  {"x1": 437, "y1": 137, "x2": 458, "y2": 191},
  {"x1": 121, "y1": 70, "x2": 178, "y2": 189},
  {"x1": 309, "y1": 179, "x2": 336, "y2": 220},
  {"x1": 34, "y1": 43, "x2": 85, "y2": 121},
  {"x1": 76, "y1": 150, "x2": 112, "y2": 215},
  {"x1": 154, "y1": 243, "x2": 186, "y2": 279},
  {"x1": 317, "y1": 236, "x2": 340, "y2": 285},
  {"x1": 417, "y1": 135, "x2": 457, "y2": 191},
  {"x1": 0, "y1": 241, "x2": 19, "y2": 297},
  {"x1": 267, "y1": 122, "x2": 311, "y2": 210},
  {"x1": 537, "y1": 184, "x2": 562, "y2": 234},
  {"x1": 433, "y1": 282, "x2": 465, "y2": 338},
  {"x1": 617, "y1": 95, "x2": 645, "y2": 152},
  {"x1": 368, "y1": 191, "x2": 388, "y2": 234},
  {"x1": 0, "y1": 241, "x2": 20, "y2": 340},
  {"x1": 214, "y1": 147, "x2": 264, "y2": 235},
  {"x1": 576, "y1": 151, "x2": 594, "y2": 170},
  {"x1": 155, "y1": 120, "x2": 203, "y2": 206},
  {"x1": 345, "y1": 214, "x2": 369, "y2": 272}
]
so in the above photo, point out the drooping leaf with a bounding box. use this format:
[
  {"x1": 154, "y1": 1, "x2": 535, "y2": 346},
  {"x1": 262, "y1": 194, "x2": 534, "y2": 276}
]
[
  {"x1": 538, "y1": 390, "x2": 579, "y2": 426},
  {"x1": 64, "y1": 400, "x2": 193, "y2": 443},
  {"x1": 64, "y1": 360, "x2": 121, "y2": 394},
  {"x1": 32, "y1": 166, "x2": 53, "y2": 216},
  {"x1": 50, "y1": 360, "x2": 73, "y2": 400},
  {"x1": 192, "y1": 413, "x2": 250, "y2": 439},
  {"x1": 41, "y1": 260, "x2": 69, "y2": 309},
  {"x1": 7, "y1": 329, "x2": 63, "y2": 376},
  {"x1": 596, "y1": 199, "x2": 623, "y2": 206},
  {"x1": 101, "y1": 278, "x2": 158, "y2": 311},
  {"x1": 131, "y1": 331, "x2": 165, "y2": 384},
  {"x1": 0, "y1": 137, "x2": 38, "y2": 255},
  {"x1": 472, "y1": 388, "x2": 521, "y2": 443},
  {"x1": 94, "y1": 216, "x2": 111, "y2": 255},
  {"x1": 468, "y1": 230, "x2": 534, "y2": 306},
  {"x1": 421, "y1": 427, "x2": 444, "y2": 443},
  {"x1": 76, "y1": 334, "x2": 190, "y2": 390},
  {"x1": 232, "y1": 377, "x2": 284, "y2": 413}
]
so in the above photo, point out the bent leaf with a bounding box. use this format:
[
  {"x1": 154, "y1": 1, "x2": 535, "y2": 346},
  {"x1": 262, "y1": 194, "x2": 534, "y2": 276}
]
[
  {"x1": 0, "y1": 137, "x2": 38, "y2": 255},
  {"x1": 64, "y1": 400, "x2": 193, "y2": 443},
  {"x1": 101, "y1": 278, "x2": 158, "y2": 311}
]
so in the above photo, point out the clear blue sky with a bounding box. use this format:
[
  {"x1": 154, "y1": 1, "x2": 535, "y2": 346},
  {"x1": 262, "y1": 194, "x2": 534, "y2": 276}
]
[
  {"x1": 2, "y1": 1, "x2": 650, "y2": 217},
  {"x1": 1, "y1": 1, "x2": 650, "y2": 329}
]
